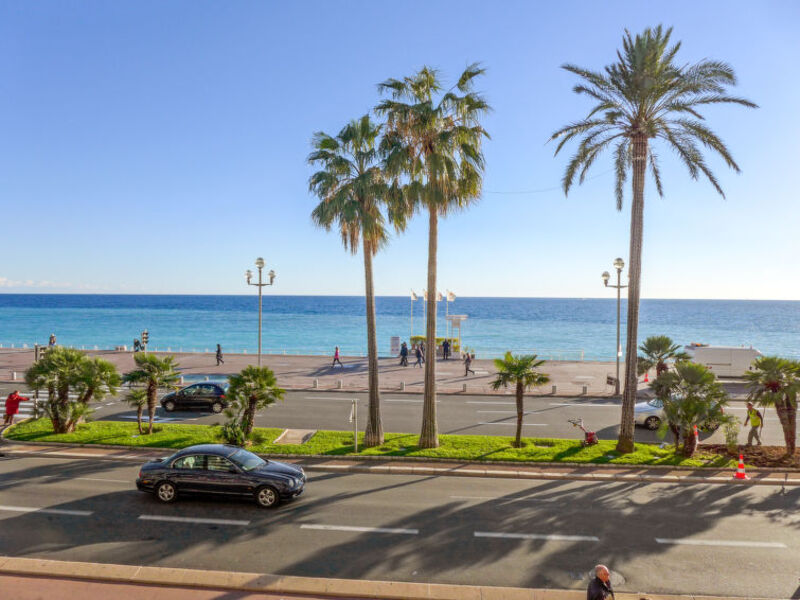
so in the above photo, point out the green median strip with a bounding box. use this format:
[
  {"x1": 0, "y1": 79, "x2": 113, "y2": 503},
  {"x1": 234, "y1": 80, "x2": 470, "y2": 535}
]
[{"x1": 4, "y1": 418, "x2": 736, "y2": 468}]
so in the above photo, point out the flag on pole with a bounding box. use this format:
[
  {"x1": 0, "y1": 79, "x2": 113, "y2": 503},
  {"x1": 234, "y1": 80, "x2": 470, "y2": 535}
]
[
  {"x1": 437, "y1": 292, "x2": 443, "y2": 302},
  {"x1": 410, "y1": 290, "x2": 417, "y2": 301},
  {"x1": 447, "y1": 291, "x2": 456, "y2": 302}
]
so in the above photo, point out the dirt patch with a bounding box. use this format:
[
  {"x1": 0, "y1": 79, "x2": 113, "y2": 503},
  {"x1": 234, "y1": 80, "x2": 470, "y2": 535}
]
[{"x1": 700, "y1": 444, "x2": 800, "y2": 468}]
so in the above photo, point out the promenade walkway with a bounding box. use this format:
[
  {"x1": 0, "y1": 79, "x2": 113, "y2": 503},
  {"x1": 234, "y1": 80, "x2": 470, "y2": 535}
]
[{"x1": 0, "y1": 348, "x2": 620, "y2": 396}]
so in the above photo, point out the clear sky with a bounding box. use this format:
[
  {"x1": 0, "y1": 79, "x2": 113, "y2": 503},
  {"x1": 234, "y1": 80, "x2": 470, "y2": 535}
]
[{"x1": 2, "y1": 1, "x2": 798, "y2": 299}]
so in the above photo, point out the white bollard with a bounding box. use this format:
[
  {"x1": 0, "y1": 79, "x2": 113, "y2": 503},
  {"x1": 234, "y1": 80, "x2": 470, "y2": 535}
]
[
  {"x1": 313, "y1": 378, "x2": 318, "y2": 389},
  {"x1": 204, "y1": 376, "x2": 210, "y2": 381},
  {"x1": 551, "y1": 385, "x2": 557, "y2": 395},
  {"x1": 337, "y1": 379, "x2": 343, "y2": 389},
  {"x1": 462, "y1": 383, "x2": 468, "y2": 392},
  {"x1": 179, "y1": 376, "x2": 185, "y2": 385},
  {"x1": 400, "y1": 381, "x2": 405, "y2": 391},
  {"x1": 12, "y1": 372, "x2": 17, "y2": 381},
  {"x1": 582, "y1": 385, "x2": 588, "y2": 395}
]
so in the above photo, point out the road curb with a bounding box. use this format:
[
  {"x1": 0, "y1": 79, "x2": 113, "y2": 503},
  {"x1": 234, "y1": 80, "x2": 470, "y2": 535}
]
[{"x1": 0, "y1": 556, "x2": 774, "y2": 600}]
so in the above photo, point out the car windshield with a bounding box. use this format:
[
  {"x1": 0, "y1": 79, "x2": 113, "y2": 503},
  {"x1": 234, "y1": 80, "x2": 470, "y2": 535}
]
[
  {"x1": 647, "y1": 399, "x2": 663, "y2": 408},
  {"x1": 229, "y1": 449, "x2": 266, "y2": 471}
]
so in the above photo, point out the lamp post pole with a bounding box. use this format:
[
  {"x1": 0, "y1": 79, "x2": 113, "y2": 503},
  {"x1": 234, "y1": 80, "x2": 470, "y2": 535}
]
[
  {"x1": 602, "y1": 258, "x2": 627, "y2": 397},
  {"x1": 246, "y1": 257, "x2": 276, "y2": 367}
]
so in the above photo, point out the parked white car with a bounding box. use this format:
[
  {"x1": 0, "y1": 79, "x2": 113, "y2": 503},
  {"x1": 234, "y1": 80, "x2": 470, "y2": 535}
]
[{"x1": 633, "y1": 397, "x2": 726, "y2": 431}]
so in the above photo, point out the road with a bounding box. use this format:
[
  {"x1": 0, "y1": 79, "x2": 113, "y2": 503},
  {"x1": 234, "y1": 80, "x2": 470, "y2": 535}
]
[
  {"x1": 0, "y1": 383, "x2": 784, "y2": 445},
  {"x1": 0, "y1": 454, "x2": 797, "y2": 598}
]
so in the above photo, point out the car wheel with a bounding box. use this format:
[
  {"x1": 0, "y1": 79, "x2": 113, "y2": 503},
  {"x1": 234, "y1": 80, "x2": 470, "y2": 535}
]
[
  {"x1": 163, "y1": 400, "x2": 176, "y2": 412},
  {"x1": 155, "y1": 481, "x2": 177, "y2": 503},
  {"x1": 211, "y1": 401, "x2": 224, "y2": 414},
  {"x1": 255, "y1": 485, "x2": 280, "y2": 509},
  {"x1": 644, "y1": 416, "x2": 661, "y2": 430}
]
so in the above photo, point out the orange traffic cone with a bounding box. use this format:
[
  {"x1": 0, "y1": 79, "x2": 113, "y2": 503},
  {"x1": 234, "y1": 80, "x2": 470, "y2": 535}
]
[
  {"x1": 733, "y1": 453, "x2": 748, "y2": 480},
  {"x1": 643, "y1": 371, "x2": 649, "y2": 383},
  {"x1": 693, "y1": 424, "x2": 699, "y2": 438}
]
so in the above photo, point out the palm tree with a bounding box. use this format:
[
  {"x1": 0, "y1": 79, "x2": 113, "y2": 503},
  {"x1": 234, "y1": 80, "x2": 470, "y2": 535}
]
[
  {"x1": 490, "y1": 353, "x2": 549, "y2": 448},
  {"x1": 75, "y1": 357, "x2": 121, "y2": 405},
  {"x1": 125, "y1": 389, "x2": 147, "y2": 435},
  {"x1": 638, "y1": 335, "x2": 689, "y2": 377},
  {"x1": 745, "y1": 356, "x2": 800, "y2": 456},
  {"x1": 309, "y1": 115, "x2": 388, "y2": 447},
  {"x1": 123, "y1": 354, "x2": 180, "y2": 434},
  {"x1": 551, "y1": 25, "x2": 756, "y2": 454},
  {"x1": 227, "y1": 365, "x2": 285, "y2": 438},
  {"x1": 377, "y1": 64, "x2": 490, "y2": 448},
  {"x1": 651, "y1": 361, "x2": 728, "y2": 457}
]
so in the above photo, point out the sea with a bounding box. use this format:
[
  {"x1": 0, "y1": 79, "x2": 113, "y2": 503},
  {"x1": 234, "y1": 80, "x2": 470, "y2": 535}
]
[{"x1": 0, "y1": 294, "x2": 798, "y2": 360}]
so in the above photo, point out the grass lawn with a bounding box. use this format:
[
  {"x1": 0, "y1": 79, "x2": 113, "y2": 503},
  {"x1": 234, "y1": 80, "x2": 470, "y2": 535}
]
[{"x1": 6, "y1": 418, "x2": 735, "y2": 468}]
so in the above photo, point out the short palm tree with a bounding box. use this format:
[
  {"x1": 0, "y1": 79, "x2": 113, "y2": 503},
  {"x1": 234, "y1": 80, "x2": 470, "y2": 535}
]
[
  {"x1": 123, "y1": 354, "x2": 180, "y2": 434},
  {"x1": 377, "y1": 64, "x2": 490, "y2": 448},
  {"x1": 75, "y1": 357, "x2": 121, "y2": 405},
  {"x1": 226, "y1": 365, "x2": 285, "y2": 439},
  {"x1": 490, "y1": 353, "x2": 549, "y2": 448},
  {"x1": 125, "y1": 388, "x2": 148, "y2": 435},
  {"x1": 651, "y1": 361, "x2": 729, "y2": 457},
  {"x1": 309, "y1": 115, "x2": 388, "y2": 447},
  {"x1": 551, "y1": 25, "x2": 756, "y2": 454},
  {"x1": 745, "y1": 357, "x2": 800, "y2": 456},
  {"x1": 638, "y1": 335, "x2": 689, "y2": 377}
]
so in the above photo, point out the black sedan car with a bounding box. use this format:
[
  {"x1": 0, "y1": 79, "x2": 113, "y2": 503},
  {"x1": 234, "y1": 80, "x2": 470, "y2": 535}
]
[
  {"x1": 136, "y1": 444, "x2": 305, "y2": 508},
  {"x1": 160, "y1": 383, "x2": 228, "y2": 413}
]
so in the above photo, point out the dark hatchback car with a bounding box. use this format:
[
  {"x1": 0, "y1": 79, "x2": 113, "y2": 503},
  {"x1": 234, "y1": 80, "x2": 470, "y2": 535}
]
[
  {"x1": 160, "y1": 383, "x2": 228, "y2": 413},
  {"x1": 136, "y1": 444, "x2": 305, "y2": 508}
]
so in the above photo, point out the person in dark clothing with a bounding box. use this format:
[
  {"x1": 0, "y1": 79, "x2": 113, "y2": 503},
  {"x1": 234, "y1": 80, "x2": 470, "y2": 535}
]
[
  {"x1": 133, "y1": 339, "x2": 142, "y2": 352},
  {"x1": 413, "y1": 345, "x2": 423, "y2": 368},
  {"x1": 464, "y1": 353, "x2": 475, "y2": 376},
  {"x1": 442, "y1": 339, "x2": 450, "y2": 360},
  {"x1": 399, "y1": 342, "x2": 409, "y2": 367},
  {"x1": 216, "y1": 344, "x2": 224, "y2": 366},
  {"x1": 587, "y1": 565, "x2": 614, "y2": 600},
  {"x1": 48, "y1": 333, "x2": 57, "y2": 347},
  {"x1": 419, "y1": 341, "x2": 425, "y2": 364}
]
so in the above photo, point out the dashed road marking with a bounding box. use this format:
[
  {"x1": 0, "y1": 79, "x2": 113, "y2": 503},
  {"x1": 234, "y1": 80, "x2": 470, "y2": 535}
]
[
  {"x1": 475, "y1": 531, "x2": 599, "y2": 542},
  {"x1": 0, "y1": 505, "x2": 92, "y2": 516},
  {"x1": 300, "y1": 524, "x2": 418, "y2": 535},
  {"x1": 655, "y1": 538, "x2": 786, "y2": 548},
  {"x1": 139, "y1": 515, "x2": 250, "y2": 526}
]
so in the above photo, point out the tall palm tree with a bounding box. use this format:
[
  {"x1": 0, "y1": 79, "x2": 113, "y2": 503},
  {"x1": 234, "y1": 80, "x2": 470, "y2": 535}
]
[
  {"x1": 745, "y1": 356, "x2": 800, "y2": 456},
  {"x1": 551, "y1": 25, "x2": 756, "y2": 453},
  {"x1": 377, "y1": 64, "x2": 490, "y2": 448},
  {"x1": 309, "y1": 115, "x2": 388, "y2": 447},
  {"x1": 638, "y1": 335, "x2": 689, "y2": 377},
  {"x1": 490, "y1": 353, "x2": 549, "y2": 448},
  {"x1": 227, "y1": 365, "x2": 285, "y2": 438},
  {"x1": 123, "y1": 354, "x2": 180, "y2": 434}
]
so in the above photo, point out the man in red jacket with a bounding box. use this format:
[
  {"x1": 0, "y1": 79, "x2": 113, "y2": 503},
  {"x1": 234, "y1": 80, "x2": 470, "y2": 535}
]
[{"x1": 4, "y1": 390, "x2": 29, "y2": 425}]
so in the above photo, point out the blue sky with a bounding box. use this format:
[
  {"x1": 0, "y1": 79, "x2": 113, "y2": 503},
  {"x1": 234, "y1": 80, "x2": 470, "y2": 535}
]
[{"x1": 1, "y1": 1, "x2": 798, "y2": 299}]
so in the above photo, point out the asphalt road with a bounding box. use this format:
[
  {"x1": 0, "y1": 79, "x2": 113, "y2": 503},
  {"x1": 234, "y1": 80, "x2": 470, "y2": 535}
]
[
  {"x1": 0, "y1": 455, "x2": 797, "y2": 598},
  {"x1": 0, "y1": 383, "x2": 784, "y2": 445}
]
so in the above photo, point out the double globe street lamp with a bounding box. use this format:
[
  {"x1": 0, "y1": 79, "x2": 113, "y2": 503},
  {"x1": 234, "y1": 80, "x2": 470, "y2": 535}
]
[
  {"x1": 602, "y1": 258, "x2": 627, "y2": 397},
  {"x1": 246, "y1": 257, "x2": 276, "y2": 367}
]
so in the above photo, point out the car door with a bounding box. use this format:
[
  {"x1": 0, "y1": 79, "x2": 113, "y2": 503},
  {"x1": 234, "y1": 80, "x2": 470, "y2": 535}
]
[
  {"x1": 175, "y1": 385, "x2": 199, "y2": 409},
  {"x1": 204, "y1": 455, "x2": 253, "y2": 496},
  {"x1": 197, "y1": 385, "x2": 219, "y2": 409},
  {"x1": 169, "y1": 454, "x2": 207, "y2": 492}
]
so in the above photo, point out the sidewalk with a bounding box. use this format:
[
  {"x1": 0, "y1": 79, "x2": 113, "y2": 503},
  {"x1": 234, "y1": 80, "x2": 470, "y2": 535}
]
[
  {"x1": 0, "y1": 556, "x2": 773, "y2": 600},
  {"x1": 0, "y1": 348, "x2": 620, "y2": 396},
  {"x1": 3, "y1": 441, "x2": 797, "y2": 486}
]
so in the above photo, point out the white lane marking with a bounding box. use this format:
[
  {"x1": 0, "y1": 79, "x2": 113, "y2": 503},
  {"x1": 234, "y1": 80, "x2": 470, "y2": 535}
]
[
  {"x1": 467, "y1": 401, "x2": 515, "y2": 405},
  {"x1": 655, "y1": 538, "x2": 786, "y2": 548},
  {"x1": 477, "y1": 410, "x2": 535, "y2": 414},
  {"x1": 477, "y1": 422, "x2": 547, "y2": 426},
  {"x1": 75, "y1": 477, "x2": 129, "y2": 483},
  {"x1": 475, "y1": 531, "x2": 599, "y2": 542},
  {"x1": 549, "y1": 403, "x2": 618, "y2": 407},
  {"x1": 302, "y1": 396, "x2": 360, "y2": 401},
  {"x1": 300, "y1": 524, "x2": 418, "y2": 535},
  {"x1": 385, "y1": 399, "x2": 441, "y2": 403},
  {"x1": 0, "y1": 505, "x2": 93, "y2": 516},
  {"x1": 139, "y1": 515, "x2": 250, "y2": 526}
]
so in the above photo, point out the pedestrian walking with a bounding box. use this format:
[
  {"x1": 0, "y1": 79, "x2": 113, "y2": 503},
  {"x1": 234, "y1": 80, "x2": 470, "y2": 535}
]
[
  {"x1": 587, "y1": 565, "x2": 614, "y2": 600},
  {"x1": 215, "y1": 344, "x2": 224, "y2": 366},
  {"x1": 399, "y1": 342, "x2": 409, "y2": 367},
  {"x1": 442, "y1": 339, "x2": 450, "y2": 360},
  {"x1": 48, "y1": 333, "x2": 56, "y2": 347},
  {"x1": 133, "y1": 338, "x2": 142, "y2": 352},
  {"x1": 744, "y1": 401, "x2": 764, "y2": 447},
  {"x1": 332, "y1": 346, "x2": 343, "y2": 368},
  {"x1": 413, "y1": 344, "x2": 423, "y2": 368},
  {"x1": 3, "y1": 390, "x2": 29, "y2": 426},
  {"x1": 419, "y1": 341, "x2": 425, "y2": 364},
  {"x1": 464, "y1": 352, "x2": 475, "y2": 376}
]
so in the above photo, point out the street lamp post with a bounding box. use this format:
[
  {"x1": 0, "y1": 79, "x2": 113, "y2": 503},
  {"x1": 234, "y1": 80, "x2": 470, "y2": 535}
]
[
  {"x1": 246, "y1": 257, "x2": 276, "y2": 367},
  {"x1": 602, "y1": 258, "x2": 627, "y2": 397}
]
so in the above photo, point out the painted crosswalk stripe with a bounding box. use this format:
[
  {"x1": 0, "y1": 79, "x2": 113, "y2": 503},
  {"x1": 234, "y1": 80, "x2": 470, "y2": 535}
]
[
  {"x1": 0, "y1": 505, "x2": 92, "y2": 516},
  {"x1": 549, "y1": 403, "x2": 618, "y2": 407},
  {"x1": 655, "y1": 538, "x2": 786, "y2": 548},
  {"x1": 139, "y1": 515, "x2": 250, "y2": 526},
  {"x1": 477, "y1": 410, "x2": 536, "y2": 414},
  {"x1": 300, "y1": 524, "x2": 418, "y2": 535},
  {"x1": 475, "y1": 531, "x2": 599, "y2": 542}
]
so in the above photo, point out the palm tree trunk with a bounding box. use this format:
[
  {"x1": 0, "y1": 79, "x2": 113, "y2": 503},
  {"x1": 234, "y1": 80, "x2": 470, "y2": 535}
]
[
  {"x1": 775, "y1": 399, "x2": 796, "y2": 456},
  {"x1": 419, "y1": 204, "x2": 439, "y2": 449},
  {"x1": 136, "y1": 406, "x2": 143, "y2": 435},
  {"x1": 244, "y1": 397, "x2": 257, "y2": 438},
  {"x1": 147, "y1": 381, "x2": 156, "y2": 434},
  {"x1": 617, "y1": 135, "x2": 648, "y2": 454},
  {"x1": 682, "y1": 427, "x2": 698, "y2": 457},
  {"x1": 515, "y1": 381, "x2": 524, "y2": 448},
  {"x1": 362, "y1": 239, "x2": 383, "y2": 447}
]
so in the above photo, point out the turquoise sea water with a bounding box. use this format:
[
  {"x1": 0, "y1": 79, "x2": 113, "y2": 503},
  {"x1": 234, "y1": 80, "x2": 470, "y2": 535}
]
[{"x1": 0, "y1": 295, "x2": 798, "y2": 360}]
